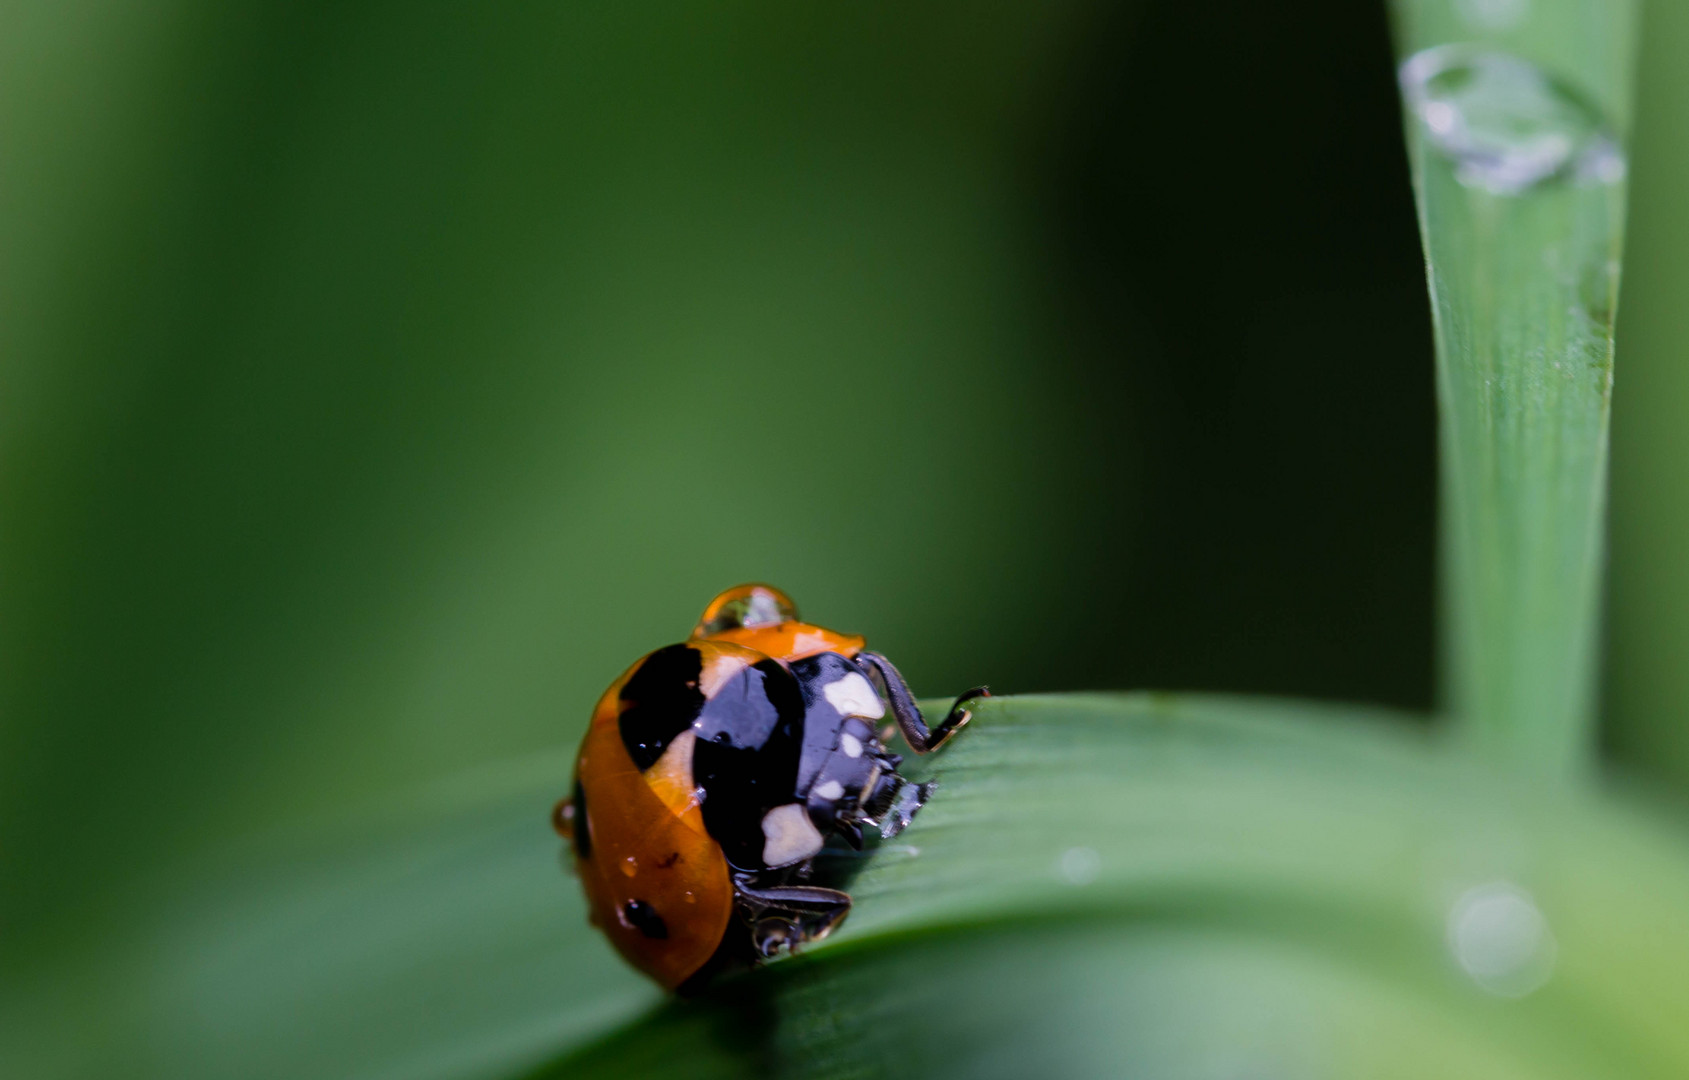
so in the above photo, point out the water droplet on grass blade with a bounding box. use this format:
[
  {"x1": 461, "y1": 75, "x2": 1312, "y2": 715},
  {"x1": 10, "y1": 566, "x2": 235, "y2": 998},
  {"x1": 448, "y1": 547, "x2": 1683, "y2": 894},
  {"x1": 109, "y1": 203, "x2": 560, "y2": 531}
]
[
  {"x1": 1058, "y1": 846, "x2": 1100, "y2": 885},
  {"x1": 1399, "y1": 46, "x2": 1622, "y2": 195},
  {"x1": 1446, "y1": 881, "x2": 1558, "y2": 997}
]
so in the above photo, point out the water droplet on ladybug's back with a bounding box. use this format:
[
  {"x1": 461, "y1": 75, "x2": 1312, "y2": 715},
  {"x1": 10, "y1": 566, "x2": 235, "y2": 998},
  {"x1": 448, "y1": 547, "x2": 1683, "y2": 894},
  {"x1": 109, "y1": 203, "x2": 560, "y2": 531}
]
[{"x1": 693, "y1": 583, "x2": 799, "y2": 637}]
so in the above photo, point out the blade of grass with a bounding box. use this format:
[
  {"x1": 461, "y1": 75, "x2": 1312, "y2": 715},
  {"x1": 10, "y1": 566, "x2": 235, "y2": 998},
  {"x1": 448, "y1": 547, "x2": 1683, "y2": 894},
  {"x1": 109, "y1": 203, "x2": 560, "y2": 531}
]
[
  {"x1": 0, "y1": 756, "x2": 660, "y2": 1080},
  {"x1": 541, "y1": 694, "x2": 1689, "y2": 1079},
  {"x1": 12, "y1": 695, "x2": 1689, "y2": 1079},
  {"x1": 1389, "y1": 1, "x2": 1638, "y2": 774}
]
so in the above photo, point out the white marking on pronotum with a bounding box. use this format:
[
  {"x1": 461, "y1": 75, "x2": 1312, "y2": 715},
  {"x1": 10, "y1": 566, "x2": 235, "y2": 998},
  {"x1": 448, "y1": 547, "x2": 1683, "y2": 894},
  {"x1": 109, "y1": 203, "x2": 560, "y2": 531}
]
[
  {"x1": 815, "y1": 780, "x2": 844, "y2": 801},
  {"x1": 839, "y1": 733, "x2": 863, "y2": 758},
  {"x1": 823, "y1": 673, "x2": 886, "y2": 720},
  {"x1": 761, "y1": 803, "x2": 825, "y2": 867}
]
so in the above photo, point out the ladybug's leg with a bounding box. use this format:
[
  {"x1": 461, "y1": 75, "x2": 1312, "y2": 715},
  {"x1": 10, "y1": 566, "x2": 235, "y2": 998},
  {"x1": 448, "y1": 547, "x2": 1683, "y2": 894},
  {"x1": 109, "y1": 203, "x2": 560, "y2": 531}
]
[
  {"x1": 732, "y1": 876, "x2": 852, "y2": 957},
  {"x1": 856, "y1": 650, "x2": 988, "y2": 755}
]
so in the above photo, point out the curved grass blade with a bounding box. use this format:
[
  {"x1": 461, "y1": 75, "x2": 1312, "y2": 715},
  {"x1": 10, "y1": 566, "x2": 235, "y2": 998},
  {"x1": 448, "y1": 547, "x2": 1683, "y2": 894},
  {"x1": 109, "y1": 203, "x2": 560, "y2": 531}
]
[
  {"x1": 544, "y1": 694, "x2": 1689, "y2": 1079},
  {"x1": 1389, "y1": 1, "x2": 1638, "y2": 774},
  {"x1": 0, "y1": 757, "x2": 658, "y2": 1080},
  {"x1": 12, "y1": 695, "x2": 1689, "y2": 1080}
]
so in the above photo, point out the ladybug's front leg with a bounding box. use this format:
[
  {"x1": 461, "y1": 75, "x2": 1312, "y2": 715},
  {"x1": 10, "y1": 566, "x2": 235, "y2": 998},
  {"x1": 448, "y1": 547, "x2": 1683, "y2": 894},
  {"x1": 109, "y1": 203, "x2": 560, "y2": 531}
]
[
  {"x1": 856, "y1": 650, "x2": 988, "y2": 755},
  {"x1": 731, "y1": 875, "x2": 852, "y2": 957}
]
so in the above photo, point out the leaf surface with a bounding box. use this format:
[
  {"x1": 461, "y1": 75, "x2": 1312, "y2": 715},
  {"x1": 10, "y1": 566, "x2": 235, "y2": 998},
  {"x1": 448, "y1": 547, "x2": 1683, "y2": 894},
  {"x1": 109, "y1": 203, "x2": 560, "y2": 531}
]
[{"x1": 17, "y1": 694, "x2": 1682, "y2": 1079}]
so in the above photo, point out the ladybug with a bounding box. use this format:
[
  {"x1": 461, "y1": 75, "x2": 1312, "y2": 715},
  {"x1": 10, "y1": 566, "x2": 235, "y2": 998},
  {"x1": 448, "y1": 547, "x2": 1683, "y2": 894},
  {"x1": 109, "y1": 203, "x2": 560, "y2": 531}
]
[{"x1": 553, "y1": 584, "x2": 986, "y2": 991}]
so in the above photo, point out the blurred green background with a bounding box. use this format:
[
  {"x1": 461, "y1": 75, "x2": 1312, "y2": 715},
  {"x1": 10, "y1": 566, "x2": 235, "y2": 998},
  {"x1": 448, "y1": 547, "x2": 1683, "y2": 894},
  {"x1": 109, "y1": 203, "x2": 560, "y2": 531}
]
[{"x1": 2, "y1": 0, "x2": 1686, "y2": 1071}]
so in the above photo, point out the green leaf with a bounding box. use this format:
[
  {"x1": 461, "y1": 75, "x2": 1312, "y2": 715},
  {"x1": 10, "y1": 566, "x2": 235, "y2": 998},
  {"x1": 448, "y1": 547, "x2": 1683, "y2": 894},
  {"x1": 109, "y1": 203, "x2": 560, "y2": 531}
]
[
  {"x1": 16, "y1": 695, "x2": 1681, "y2": 1079},
  {"x1": 1389, "y1": 0, "x2": 1638, "y2": 774},
  {"x1": 540, "y1": 694, "x2": 1689, "y2": 1078},
  {"x1": 0, "y1": 756, "x2": 659, "y2": 1080}
]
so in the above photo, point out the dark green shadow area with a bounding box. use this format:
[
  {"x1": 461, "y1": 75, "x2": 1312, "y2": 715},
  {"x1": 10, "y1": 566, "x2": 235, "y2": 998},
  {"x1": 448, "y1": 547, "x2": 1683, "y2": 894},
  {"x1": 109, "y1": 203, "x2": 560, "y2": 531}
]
[{"x1": 1, "y1": 0, "x2": 1437, "y2": 986}]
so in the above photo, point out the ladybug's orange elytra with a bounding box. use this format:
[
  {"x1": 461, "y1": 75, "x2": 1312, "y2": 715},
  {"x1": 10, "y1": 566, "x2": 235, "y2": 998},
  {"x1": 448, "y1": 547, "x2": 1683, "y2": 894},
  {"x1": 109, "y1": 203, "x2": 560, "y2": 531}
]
[{"x1": 558, "y1": 584, "x2": 987, "y2": 990}]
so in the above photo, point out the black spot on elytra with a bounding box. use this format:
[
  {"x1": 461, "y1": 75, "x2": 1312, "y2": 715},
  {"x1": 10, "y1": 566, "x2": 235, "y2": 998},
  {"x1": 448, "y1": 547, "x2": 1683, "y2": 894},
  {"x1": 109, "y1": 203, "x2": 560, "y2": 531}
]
[
  {"x1": 618, "y1": 644, "x2": 705, "y2": 770},
  {"x1": 656, "y1": 851, "x2": 681, "y2": 868},
  {"x1": 623, "y1": 899, "x2": 669, "y2": 939}
]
